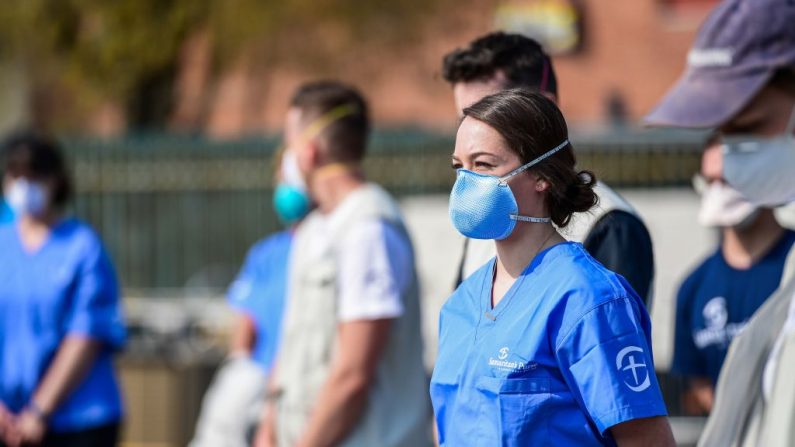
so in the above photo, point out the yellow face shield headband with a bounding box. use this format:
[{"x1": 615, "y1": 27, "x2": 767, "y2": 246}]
[{"x1": 277, "y1": 103, "x2": 362, "y2": 182}]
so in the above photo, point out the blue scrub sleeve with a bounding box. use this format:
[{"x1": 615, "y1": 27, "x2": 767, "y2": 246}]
[
  {"x1": 555, "y1": 298, "x2": 667, "y2": 435},
  {"x1": 226, "y1": 249, "x2": 259, "y2": 314},
  {"x1": 64, "y1": 241, "x2": 126, "y2": 349},
  {"x1": 670, "y1": 277, "x2": 706, "y2": 378},
  {"x1": 583, "y1": 210, "x2": 654, "y2": 307}
]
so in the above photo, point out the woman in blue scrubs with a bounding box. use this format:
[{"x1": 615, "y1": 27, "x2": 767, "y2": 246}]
[
  {"x1": 431, "y1": 90, "x2": 675, "y2": 446},
  {"x1": 0, "y1": 133, "x2": 126, "y2": 447}
]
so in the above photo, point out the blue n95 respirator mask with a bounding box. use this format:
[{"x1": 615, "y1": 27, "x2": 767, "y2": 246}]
[{"x1": 449, "y1": 139, "x2": 569, "y2": 240}]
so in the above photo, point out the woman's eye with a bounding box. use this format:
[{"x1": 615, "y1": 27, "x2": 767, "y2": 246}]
[
  {"x1": 474, "y1": 162, "x2": 494, "y2": 170},
  {"x1": 451, "y1": 162, "x2": 463, "y2": 170}
]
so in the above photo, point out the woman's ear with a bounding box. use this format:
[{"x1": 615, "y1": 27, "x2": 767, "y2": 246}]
[{"x1": 535, "y1": 177, "x2": 550, "y2": 192}]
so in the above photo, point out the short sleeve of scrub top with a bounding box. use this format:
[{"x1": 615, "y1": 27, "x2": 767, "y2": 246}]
[
  {"x1": 63, "y1": 231, "x2": 126, "y2": 348},
  {"x1": 553, "y1": 294, "x2": 666, "y2": 434}
]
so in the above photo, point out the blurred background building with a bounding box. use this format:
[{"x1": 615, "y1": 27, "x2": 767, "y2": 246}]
[{"x1": 0, "y1": 0, "x2": 718, "y2": 136}]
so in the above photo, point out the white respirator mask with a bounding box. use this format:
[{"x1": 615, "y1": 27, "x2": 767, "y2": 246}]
[{"x1": 4, "y1": 177, "x2": 48, "y2": 217}]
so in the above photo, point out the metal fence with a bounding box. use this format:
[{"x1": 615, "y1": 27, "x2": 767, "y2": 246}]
[{"x1": 61, "y1": 128, "x2": 706, "y2": 289}]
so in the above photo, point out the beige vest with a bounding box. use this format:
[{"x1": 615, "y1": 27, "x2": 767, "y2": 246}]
[{"x1": 274, "y1": 184, "x2": 430, "y2": 447}]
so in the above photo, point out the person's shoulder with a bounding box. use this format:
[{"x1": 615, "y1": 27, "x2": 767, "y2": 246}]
[
  {"x1": 545, "y1": 242, "x2": 629, "y2": 301},
  {"x1": 779, "y1": 228, "x2": 795, "y2": 252},
  {"x1": 543, "y1": 243, "x2": 642, "y2": 326},
  {"x1": 343, "y1": 217, "x2": 408, "y2": 248},
  {"x1": 444, "y1": 259, "x2": 492, "y2": 313},
  {"x1": 677, "y1": 249, "x2": 723, "y2": 300},
  {"x1": 249, "y1": 229, "x2": 294, "y2": 256},
  {"x1": 55, "y1": 218, "x2": 103, "y2": 248}
]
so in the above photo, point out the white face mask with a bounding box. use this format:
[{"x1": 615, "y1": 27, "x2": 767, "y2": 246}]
[
  {"x1": 697, "y1": 178, "x2": 760, "y2": 229},
  {"x1": 280, "y1": 150, "x2": 307, "y2": 191},
  {"x1": 4, "y1": 178, "x2": 48, "y2": 217},
  {"x1": 722, "y1": 106, "x2": 795, "y2": 206}
]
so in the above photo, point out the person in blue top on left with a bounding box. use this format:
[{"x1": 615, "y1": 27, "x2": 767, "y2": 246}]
[
  {"x1": 430, "y1": 89, "x2": 674, "y2": 446},
  {"x1": 0, "y1": 133, "x2": 126, "y2": 447}
]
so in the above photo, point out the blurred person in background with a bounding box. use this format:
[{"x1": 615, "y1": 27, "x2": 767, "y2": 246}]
[
  {"x1": 0, "y1": 133, "x2": 126, "y2": 447},
  {"x1": 646, "y1": 0, "x2": 795, "y2": 444},
  {"x1": 431, "y1": 89, "x2": 674, "y2": 446},
  {"x1": 0, "y1": 199, "x2": 12, "y2": 224},
  {"x1": 442, "y1": 32, "x2": 656, "y2": 306},
  {"x1": 189, "y1": 149, "x2": 310, "y2": 447},
  {"x1": 254, "y1": 81, "x2": 429, "y2": 447},
  {"x1": 672, "y1": 137, "x2": 795, "y2": 415}
]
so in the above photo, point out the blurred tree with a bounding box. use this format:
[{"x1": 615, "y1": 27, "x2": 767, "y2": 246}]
[{"x1": 0, "y1": 0, "x2": 441, "y2": 134}]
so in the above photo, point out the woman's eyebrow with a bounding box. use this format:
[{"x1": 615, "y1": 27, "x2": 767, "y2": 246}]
[{"x1": 469, "y1": 151, "x2": 499, "y2": 160}]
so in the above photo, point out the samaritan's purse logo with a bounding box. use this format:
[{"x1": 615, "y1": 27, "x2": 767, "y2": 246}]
[
  {"x1": 488, "y1": 347, "x2": 532, "y2": 372},
  {"x1": 615, "y1": 346, "x2": 651, "y2": 392}
]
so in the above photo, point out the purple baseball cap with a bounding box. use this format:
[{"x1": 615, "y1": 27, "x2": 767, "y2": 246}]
[{"x1": 645, "y1": 0, "x2": 795, "y2": 128}]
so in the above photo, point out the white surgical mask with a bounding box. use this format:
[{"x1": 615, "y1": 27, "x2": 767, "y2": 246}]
[
  {"x1": 280, "y1": 150, "x2": 307, "y2": 191},
  {"x1": 696, "y1": 177, "x2": 760, "y2": 229},
  {"x1": 722, "y1": 106, "x2": 795, "y2": 206},
  {"x1": 4, "y1": 178, "x2": 48, "y2": 217}
]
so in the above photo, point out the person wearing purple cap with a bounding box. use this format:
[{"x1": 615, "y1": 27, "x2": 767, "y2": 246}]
[{"x1": 646, "y1": 0, "x2": 795, "y2": 445}]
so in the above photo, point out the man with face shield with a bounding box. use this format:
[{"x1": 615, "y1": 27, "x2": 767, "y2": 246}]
[
  {"x1": 670, "y1": 137, "x2": 795, "y2": 415},
  {"x1": 646, "y1": 0, "x2": 795, "y2": 444},
  {"x1": 254, "y1": 81, "x2": 429, "y2": 447}
]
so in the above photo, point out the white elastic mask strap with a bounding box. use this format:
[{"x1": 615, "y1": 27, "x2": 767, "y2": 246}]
[
  {"x1": 510, "y1": 215, "x2": 551, "y2": 223},
  {"x1": 281, "y1": 151, "x2": 307, "y2": 191},
  {"x1": 499, "y1": 139, "x2": 569, "y2": 185}
]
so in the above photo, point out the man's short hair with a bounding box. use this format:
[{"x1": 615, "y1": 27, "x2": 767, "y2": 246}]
[
  {"x1": 290, "y1": 81, "x2": 370, "y2": 163},
  {"x1": 771, "y1": 68, "x2": 795, "y2": 96},
  {"x1": 442, "y1": 31, "x2": 558, "y2": 98}
]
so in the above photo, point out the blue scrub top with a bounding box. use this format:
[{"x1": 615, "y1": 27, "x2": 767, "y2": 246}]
[
  {"x1": 672, "y1": 230, "x2": 795, "y2": 385},
  {"x1": 431, "y1": 242, "x2": 667, "y2": 446},
  {"x1": 0, "y1": 218, "x2": 126, "y2": 433},
  {"x1": 226, "y1": 230, "x2": 292, "y2": 371}
]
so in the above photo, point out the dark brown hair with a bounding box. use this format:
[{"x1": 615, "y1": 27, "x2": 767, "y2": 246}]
[
  {"x1": 290, "y1": 80, "x2": 370, "y2": 163},
  {"x1": 1, "y1": 132, "x2": 73, "y2": 208},
  {"x1": 463, "y1": 89, "x2": 596, "y2": 227},
  {"x1": 442, "y1": 32, "x2": 558, "y2": 98},
  {"x1": 770, "y1": 68, "x2": 795, "y2": 96}
]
